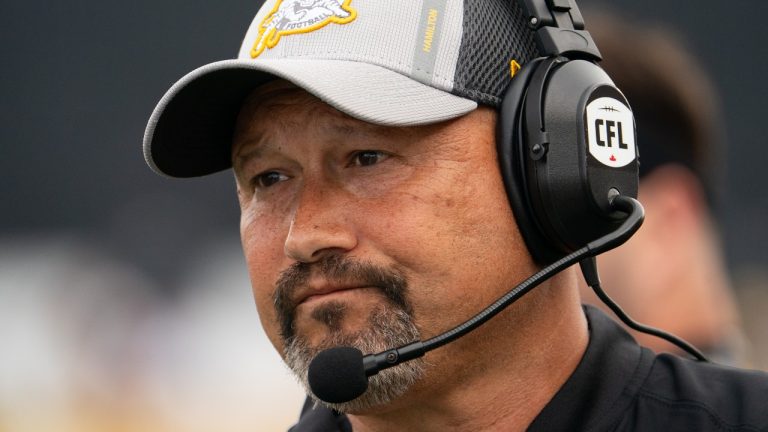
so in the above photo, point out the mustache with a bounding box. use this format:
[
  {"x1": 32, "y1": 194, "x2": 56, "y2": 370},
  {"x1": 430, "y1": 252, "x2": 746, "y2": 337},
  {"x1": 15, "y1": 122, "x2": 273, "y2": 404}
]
[{"x1": 273, "y1": 253, "x2": 410, "y2": 341}]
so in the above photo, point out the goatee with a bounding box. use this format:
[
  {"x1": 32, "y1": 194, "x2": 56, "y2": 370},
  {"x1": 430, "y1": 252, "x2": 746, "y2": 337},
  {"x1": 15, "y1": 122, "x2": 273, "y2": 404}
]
[{"x1": 274, "y1": 254, "x2": 426, "y2": 412}]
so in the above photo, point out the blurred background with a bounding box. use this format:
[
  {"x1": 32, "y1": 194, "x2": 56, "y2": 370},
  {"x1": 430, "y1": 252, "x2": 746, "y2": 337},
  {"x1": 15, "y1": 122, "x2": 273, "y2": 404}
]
[{"x1": 1, "y1": 0, "x2": 766, "y2": 430}]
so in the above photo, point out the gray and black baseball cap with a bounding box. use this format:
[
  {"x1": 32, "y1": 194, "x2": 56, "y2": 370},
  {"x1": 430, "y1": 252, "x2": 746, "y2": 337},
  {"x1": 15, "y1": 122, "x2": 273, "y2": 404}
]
[{"x1": 144, "y1": 0, "x2": 539, "y2": 177}]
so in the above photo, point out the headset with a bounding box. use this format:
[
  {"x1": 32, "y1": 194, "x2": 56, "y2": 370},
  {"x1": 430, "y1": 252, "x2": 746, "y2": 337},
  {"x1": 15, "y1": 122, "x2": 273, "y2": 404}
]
[
  {"x1": 496, "y1": 0, "x2": 706, "y2": 361},
  {"x1": 497, "y1": 0, "x2": 639, "y2": 264}
]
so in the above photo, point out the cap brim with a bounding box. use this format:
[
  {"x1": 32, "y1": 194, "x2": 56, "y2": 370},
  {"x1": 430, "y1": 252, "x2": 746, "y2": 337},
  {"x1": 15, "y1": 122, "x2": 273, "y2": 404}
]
[{"x1": 143, "y1": 59, "x2": 478, "y2": 177}]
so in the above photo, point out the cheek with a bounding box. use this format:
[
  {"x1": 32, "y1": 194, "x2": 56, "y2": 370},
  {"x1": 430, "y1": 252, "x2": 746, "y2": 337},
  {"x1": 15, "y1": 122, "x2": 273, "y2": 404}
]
[
  {"x1": 239, "y1": 201, "x2": 291, "y2": 351},
  {"x1": 369, "y1": 157, "x2": 532, "y2": 334},
  {"x1": 390, "y1": 160, "x2": 523, "y2": 269}
]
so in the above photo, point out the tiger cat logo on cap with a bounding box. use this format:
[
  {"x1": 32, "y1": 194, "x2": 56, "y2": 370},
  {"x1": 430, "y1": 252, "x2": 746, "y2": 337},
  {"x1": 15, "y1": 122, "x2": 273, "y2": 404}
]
[{"x1": 251, "y1": 0, "x2": 357, "y2": 58}]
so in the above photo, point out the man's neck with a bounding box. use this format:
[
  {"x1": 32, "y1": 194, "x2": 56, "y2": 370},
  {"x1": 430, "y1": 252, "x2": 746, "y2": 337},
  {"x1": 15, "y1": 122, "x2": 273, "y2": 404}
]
[{"x1": 347, "y1": 271, "x2": 588, "y2": 432}]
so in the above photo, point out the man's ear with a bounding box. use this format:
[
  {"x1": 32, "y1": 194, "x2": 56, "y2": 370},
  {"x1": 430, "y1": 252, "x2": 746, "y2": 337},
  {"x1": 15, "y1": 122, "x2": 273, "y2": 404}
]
[{"x1": 639, "y1": 163, "x2": 707, "y2": 236}]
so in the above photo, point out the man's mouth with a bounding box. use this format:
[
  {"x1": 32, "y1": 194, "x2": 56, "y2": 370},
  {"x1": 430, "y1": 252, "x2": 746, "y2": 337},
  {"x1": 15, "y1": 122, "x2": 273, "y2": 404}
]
[
  {"x1": 295, "y1": 285, "x2": 377, "y2": 307},
  {"x1": 273, "y1": 255, "x2": 411, "y2": 341}
]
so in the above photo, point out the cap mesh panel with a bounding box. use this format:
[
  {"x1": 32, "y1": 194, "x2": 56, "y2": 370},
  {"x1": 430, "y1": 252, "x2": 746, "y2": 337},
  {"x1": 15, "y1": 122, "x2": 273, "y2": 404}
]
[{"x1": 454, "y1": 0, "x2": 539, "y2": 107}]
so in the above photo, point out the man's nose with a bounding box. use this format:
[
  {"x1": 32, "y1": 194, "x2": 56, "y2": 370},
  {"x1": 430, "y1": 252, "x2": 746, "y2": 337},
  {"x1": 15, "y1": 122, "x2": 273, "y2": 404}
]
[{"x1": 284, "y1": 183, "x2": 358, "y2": 263}]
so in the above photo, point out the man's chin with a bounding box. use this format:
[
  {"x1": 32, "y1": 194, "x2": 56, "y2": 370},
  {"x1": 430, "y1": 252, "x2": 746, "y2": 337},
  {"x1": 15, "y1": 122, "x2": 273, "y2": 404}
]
[
  {"x1": 293, "y1": 293, "x2": 394, "y2": 339},
  {"x1": 286, "y1": 301, "x2": 378, "y2": 354},
  {"x1": 283, "y1": 306, "x2": 427, "y2": 413}
]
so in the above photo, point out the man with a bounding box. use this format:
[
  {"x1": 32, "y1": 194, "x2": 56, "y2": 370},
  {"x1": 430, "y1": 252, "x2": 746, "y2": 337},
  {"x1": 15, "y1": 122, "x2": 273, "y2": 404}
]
[
  {"x1": 143, "y1": 1, "x2": 768, "y2": 430},
  {"x1": 582, "y1": 13, "x2": 746, "y2": 364}
]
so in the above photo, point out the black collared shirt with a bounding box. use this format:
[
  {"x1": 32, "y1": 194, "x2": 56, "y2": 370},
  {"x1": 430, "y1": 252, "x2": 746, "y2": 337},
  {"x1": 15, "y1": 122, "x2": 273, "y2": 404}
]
[{"x1": 289, "y1": 306, "x2": 768, "y2": 431}]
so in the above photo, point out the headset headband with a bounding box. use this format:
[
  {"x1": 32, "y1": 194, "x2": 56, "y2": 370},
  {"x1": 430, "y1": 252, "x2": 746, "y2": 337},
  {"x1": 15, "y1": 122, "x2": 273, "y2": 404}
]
[{"x1": 520, "y1": 0, "x2": 601, "y2": 59}]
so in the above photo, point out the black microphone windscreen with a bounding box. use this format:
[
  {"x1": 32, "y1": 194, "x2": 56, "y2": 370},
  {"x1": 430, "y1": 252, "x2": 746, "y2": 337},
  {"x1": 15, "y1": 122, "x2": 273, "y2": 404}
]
[{"x1": 308, "y1": 346, "x2": 368, "y2": 404}]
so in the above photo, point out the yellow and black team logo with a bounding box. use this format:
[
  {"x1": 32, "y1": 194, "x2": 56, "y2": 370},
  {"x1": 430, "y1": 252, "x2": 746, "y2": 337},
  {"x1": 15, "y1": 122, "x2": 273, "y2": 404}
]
[{"x1": 251, "y1": 0, "x2": 357, "y2": 58}]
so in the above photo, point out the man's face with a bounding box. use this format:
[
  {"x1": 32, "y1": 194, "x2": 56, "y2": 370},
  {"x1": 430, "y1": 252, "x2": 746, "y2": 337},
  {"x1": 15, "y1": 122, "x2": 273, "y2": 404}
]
[{"x1": 232, "y1": 81, "x2": 535, "y2": 410}]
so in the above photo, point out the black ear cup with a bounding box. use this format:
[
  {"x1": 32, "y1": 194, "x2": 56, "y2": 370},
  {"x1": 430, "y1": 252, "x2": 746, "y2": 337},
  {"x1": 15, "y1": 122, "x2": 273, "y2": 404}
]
[{"x1": 497, "y1": 57, "x2": 639, "y2": 264}]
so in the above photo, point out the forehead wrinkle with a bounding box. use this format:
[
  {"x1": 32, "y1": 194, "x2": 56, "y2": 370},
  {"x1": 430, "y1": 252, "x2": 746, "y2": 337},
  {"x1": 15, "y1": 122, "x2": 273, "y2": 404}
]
[
  {"x1": 235, "y1": 94, "x2": 342, "y2": 148},
  {"x1": 316, "y1": 115, "x2": 386, "y2": 140},
  {"x1": 234, "y1": 81, "x2": 451, "y2": 159},
  {"x1": 241, "y1": 107, "x2": 392, "y2": 157}
]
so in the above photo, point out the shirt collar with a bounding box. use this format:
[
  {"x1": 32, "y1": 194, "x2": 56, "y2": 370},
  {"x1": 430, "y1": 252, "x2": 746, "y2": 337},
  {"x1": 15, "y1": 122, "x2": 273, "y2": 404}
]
[{"x1": 528, "y1": 305, "x2": 655, "y2": 431}]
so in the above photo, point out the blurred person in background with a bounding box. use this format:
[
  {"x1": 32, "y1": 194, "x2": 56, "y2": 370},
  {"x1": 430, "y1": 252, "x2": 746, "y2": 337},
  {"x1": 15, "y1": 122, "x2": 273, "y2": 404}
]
[{"x1": 581, "y1": 12, "x2": 748, "y2": 365}]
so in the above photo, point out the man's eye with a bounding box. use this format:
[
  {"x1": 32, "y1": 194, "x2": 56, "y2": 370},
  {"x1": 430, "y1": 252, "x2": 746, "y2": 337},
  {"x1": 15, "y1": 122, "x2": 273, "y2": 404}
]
[
  {"x1": 352, "y1": 150, "x2": 388, "y2": 167},
  {"x1": 252, "y1": 171, "x2": 288, "y2": 189}
]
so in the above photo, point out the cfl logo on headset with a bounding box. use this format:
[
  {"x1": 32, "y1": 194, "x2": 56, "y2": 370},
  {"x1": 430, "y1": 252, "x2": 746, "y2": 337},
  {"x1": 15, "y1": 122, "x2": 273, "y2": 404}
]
[{"x1": 585, "y1": 93, "x2": 637, "y2": 168}]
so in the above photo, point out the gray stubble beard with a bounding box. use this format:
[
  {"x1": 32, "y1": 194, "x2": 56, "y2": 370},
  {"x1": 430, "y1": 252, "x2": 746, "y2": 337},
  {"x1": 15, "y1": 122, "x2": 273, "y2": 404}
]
[{"x1": 284, "y1": 304, "x2": 426, "y2": 413}]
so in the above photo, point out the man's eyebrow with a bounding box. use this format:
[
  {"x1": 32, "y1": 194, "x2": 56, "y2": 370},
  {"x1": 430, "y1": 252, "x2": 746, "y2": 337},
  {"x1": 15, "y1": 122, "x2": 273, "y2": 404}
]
[
  {"x1": 330, "y1": 123, "x2": 357, "y2": 136},
  {"x1": 328, "y1": 121, "x2": 389, "y2": 138},
  {"x1": 232, "y1": 136, "x2": 266, "y2": 169},
  {"x1": 232, "y1": 119, "x2": 392, "y2": 169},
  {"x1": 234, "y1": 147, "x2": 262, "y2": 165}
]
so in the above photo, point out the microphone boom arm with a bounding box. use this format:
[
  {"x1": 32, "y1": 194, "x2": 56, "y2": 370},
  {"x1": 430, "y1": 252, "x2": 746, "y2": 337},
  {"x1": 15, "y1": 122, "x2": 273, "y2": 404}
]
[{"x1": 363, "y1": 194, "x2": 645, "y2": 377}]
